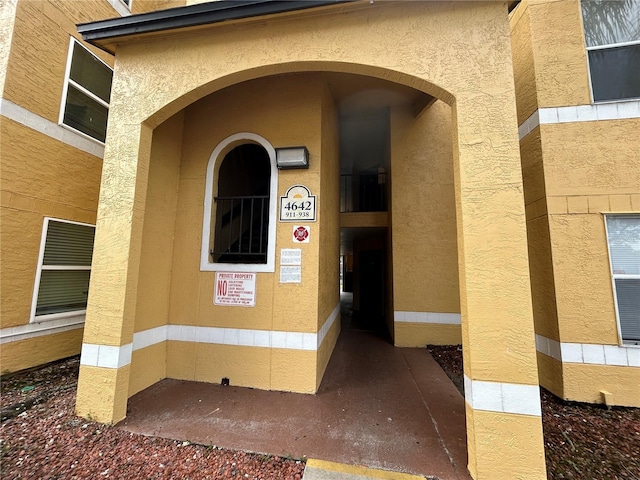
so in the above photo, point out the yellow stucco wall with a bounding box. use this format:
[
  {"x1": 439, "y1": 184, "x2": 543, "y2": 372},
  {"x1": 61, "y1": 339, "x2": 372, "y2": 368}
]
[
  {"x1": 509, "y1": 0, "x2": 538, "y2": 125},
  {"x1": 391, "y1": 101, "x2": 459, "y2": 320},
  {"x1": 132, "y1": 0, "x2": 186, "y2": 15},
  {"x1": 0, "y1": 329, "x2": 84, "y2": 374},
  {"x1": 171, "y1": 74, "x2": 323, "y2": 333},
  {"x1": 0, "y1": 0, "x2": 17, "y2": 97},
  {"x1": 84, "y1": 0, "x2": 538, "y2": 388},
  {"x1": 133, "y1": 112, "x2": 183, "y2": 334},
  {"x1": 121, "y1": 74, "x2": 339, "y2": 393},
  {"x1": 317, "y1": 82, "x2": 340, "y2": 329},
  {"x1": 519, "y1": 126, "x2": 560, "y2": 343},
  {"x1": 1, "y1": 0, "x2": 115, "y2": 372},
  {"x1": 316, "y1": 314, "x2": 340, "y2": 390},
  {"x1": 129, "y1": 342, "x2": 166, "y2": 397},
  {"x1": 535, "y1": 353, "x2": 564, "y2": 398},
  {"x1": 465, "y1": 404, "x2": 546, "y2": 479},
  {"x1": 394, "y1": 323, "x2": 462, "y2": 347},
  {"x1": 1, "y1": 119, "x2": 101, "y2": 372},
  {"x1": 511, "y1": 0, "x2": 591, "y2": 115},
  {"x1": 77, "y1": 4, "x2": 548, "y2": 476},
  {"x1": 4, "y1": 0, "x2": 115, "y2": 124},
  {"x1": 563, "y1": 363, "x2": 640, "y2": 407},
  {"x1": 76, "y1": 364, "x2": 130, "y2": 421},
  {"x1": 511, "y1": 0, "x2": 639, "y2": 407},
  {"x1": 540, "y1": 119, "x2": 639, "y2": 347}
]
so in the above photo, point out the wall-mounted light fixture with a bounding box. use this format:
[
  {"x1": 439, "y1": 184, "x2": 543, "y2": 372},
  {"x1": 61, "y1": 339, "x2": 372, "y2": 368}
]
[{"x1": 275, "y1": 146, "x2": 309, "y2": 169}]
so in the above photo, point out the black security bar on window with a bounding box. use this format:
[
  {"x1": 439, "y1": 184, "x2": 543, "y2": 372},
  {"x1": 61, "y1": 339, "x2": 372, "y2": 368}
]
[{"x1": 211, "y1": 195, "x2": 269, "y2": 264}]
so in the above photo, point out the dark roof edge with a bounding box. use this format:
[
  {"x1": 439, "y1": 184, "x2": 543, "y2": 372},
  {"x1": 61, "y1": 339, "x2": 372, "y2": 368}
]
[{"x1": 78, "y1": 0, "x2": 356, "y2": 43}]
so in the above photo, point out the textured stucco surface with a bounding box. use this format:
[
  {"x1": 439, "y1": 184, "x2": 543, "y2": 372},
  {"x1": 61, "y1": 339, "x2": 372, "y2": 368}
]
[
  {"x1": 129, "y1": 342, "x2": 166, "y2": 397},
  {"x1": 465, "y1": 404, "x2": 547, "y2": 479},
  {"x1": 512, "y1": 1, "x2": 639, "y2": 409},
  {"x1": 535, "y1": 352, "x2": 564, "y2": 398},
  {"x1": 0, "y1": 0, "x2": 17, "y2": 97},
  {"x1": 563, "y1": 363, "x2": 640, "y2": 407},
  {"x1": 526, "y1": 0, "x2": 591, "y2": 108},
  {"x1": 76, "y1": 364, "x2": 130, "y2": 422},
  {"x1": 170, "y1": 74, "x2": 322, "y2": 334},
  {"x1": 4, "y1": 0, "x2": 115, "y2": 124},
  {"x1": 0, "y1": 328, "x2": 84, "y2": 374},
  {"x1": 542, "y1": 121, "x2": 640, "y2": 197},
  {"x1": 1, "y1": 118, "x2": 101, "y2": 333},
  {"x1": 162, "y1": 341, "x2": 320, "y2": 394},
  {"x1": 391, "y1": 102, "x2": 460, "y2": 318},
  {"x1": 1, "y1": 0, "x2": 115, "y2": 372},
  {"x1": 77, "y1": 1, "x2": 545, "y2": 474},
  {"x1": 131, "y1": 112, "x2": 183, "y2": 336},
  {"x1": 132, "y1": 0, "x2": 185, "y2": 15},
  {"x1": 317, "y1": 83, "x2": 340, "y2": 329},
  {"x1": 549, "y1": 213, "x2": 619, "y2": 345},
  {"x1": 509, "y1": 0, "x2": 539, "y2": 125},
  {"x1": 395, "y1": 323, "x2": 462, "y2": 347}
]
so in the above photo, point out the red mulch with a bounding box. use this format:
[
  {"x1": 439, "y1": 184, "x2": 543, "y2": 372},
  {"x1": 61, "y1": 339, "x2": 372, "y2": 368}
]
[
  {"x1": 3, "y1": 351, "x2": 639, "y2": 479},
  {"x1": 427, "y1": 345, "x2": 640, "y2": 480},
  {"x1": 0, "y1": 357, "x2": 304, "y2": 480}
]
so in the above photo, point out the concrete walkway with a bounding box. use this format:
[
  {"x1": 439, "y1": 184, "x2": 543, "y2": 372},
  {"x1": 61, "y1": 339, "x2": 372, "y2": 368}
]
[{"x1": 118, "y1": 328, "x2": 470, "y2": 479}]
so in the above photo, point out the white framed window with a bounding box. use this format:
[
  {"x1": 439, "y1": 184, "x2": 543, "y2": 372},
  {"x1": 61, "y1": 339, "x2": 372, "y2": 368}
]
[
  {"x1": 605, "y1": 214, "x2": 640, "y2": 345},
  {"x1": 581, "y1": 0, "x2": 640, "y2": 102},
  {"x1": 59, "y1": 38, "x2": 113, "y2": 143},
  {"x1": 30, "y1": 218, "x2": 96, "y2": 322},
  {"x1": 201, "y1": 133, "x2": 278, "y2": 273}
]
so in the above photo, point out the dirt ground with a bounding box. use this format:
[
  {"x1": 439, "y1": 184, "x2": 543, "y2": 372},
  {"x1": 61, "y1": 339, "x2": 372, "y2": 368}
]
[{"x1": 2, "y1": 351, "x2": 639, "y2": 480}]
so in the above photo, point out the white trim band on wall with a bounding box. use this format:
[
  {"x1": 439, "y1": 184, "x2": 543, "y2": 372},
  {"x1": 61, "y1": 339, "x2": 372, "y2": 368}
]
[
  {"x1": 464, "y1": 375, "x2": 542, "y2": 417},
  {"x1": 80, "y1": 302, "x2": 341, "y2": 369},
  {"x1": 536, "y1": 334, "x2": 640, "y2": 367},
  {"x1": 518, "y1": 99, "x2": 640, "y2": 140},
  {"x1": 394, "y1": 311, "x2": 461, "y2": 325},
  {"x1": 0, "y1": 315, "x2": 85, "y2": 344},
  {"x1": 0, "y1": 98, "x2": 105, "y2": 158}
]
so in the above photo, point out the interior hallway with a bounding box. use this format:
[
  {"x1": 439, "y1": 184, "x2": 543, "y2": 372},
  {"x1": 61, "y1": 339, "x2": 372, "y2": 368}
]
[{"x1": 118, "y1": 294, "x2": 470, "y2": 479}]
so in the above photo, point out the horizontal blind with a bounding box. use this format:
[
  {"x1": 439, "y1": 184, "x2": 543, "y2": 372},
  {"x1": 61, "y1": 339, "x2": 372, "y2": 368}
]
[
  {"x1": 36, "y1": 270, "x2": 91, "y2": 316},
  {"x1": 606, "y1": 215, "x2": 640, "y2": 275},
  {"x1": 43, "y1": 221, "x2": 95, "y2": 266},
  {"x1": 36, "y1": 220, "x2": 95, "y2": 317},
  {"x1": 615, "y1": 279, "x2": 640, "y2": 342}
]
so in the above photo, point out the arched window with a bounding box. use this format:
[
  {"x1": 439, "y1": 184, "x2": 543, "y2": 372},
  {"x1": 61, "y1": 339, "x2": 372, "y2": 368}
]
[
  {"x1": 212, "y1": 144, "x2": 270, "y2": 264},
  {"x1": 201, "y1": 133, "x2": 278, "y2": 273}
]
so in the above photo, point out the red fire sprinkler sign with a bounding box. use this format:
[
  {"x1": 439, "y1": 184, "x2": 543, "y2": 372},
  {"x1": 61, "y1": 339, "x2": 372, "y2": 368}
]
[
  {"x1": 214, "y1": 272, "x2": 256, "y2": 307},
  {"x1": 293, "y1": 225, "x2": 310, "y2": 243}
]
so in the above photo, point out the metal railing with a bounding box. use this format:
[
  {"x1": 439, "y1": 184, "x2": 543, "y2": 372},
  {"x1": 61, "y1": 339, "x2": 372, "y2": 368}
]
[
  {"x1": 340, "y1": 172, "x2": 387, "y2": 213},
  {"x1": 211, "y1": 195, "x2": 269, "y2": 264}
]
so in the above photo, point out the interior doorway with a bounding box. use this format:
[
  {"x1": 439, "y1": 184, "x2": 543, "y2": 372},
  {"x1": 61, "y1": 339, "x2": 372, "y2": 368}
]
[{"x1": 339, "y1": 107, "x2": 392, "y2": 340}]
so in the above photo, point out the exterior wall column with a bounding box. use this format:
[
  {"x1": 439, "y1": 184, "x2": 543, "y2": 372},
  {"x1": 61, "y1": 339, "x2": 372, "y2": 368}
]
[
  {"x1": 75, "y1": 121, "x2": 152, "y2": 423},
  {"x1": 453, "y1": 97, "x2": 547, "y2": 479}
]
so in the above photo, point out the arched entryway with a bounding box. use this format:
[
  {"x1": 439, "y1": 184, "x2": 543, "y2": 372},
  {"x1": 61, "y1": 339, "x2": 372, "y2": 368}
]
[{"x1": 76, "y1": 2, "x2": 545, "y2": 477}]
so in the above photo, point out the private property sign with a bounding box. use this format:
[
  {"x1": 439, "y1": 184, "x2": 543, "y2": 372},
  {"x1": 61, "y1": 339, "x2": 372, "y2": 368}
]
[{"x1": 214, "y1": 272, "x2": 256, "y2": 307}]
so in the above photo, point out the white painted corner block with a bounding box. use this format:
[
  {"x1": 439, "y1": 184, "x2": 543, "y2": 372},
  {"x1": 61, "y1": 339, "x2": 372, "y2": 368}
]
[
  {"x1": 464, "y1": 375, "x2": 542, "y2": 417},
  {"x1": 394, "y1": 311, "x2": 461, "y2": 325},
  {"x1": 80, "y1": 343, "x2": 132, "y2": 369}
]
